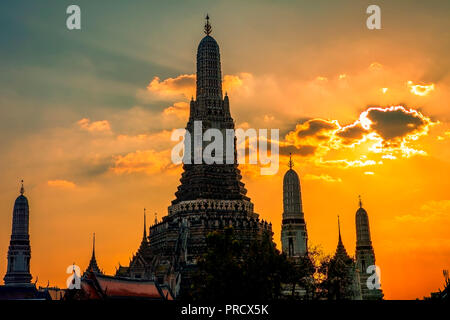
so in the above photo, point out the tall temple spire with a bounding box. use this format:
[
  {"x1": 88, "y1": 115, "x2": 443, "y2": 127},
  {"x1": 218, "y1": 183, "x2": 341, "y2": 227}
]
[
  {"x1": 138, "y1": 210, "x2": 149, "y2": 251},
  {"x1": 4, "y1": 181, "x2": 33, "y2": 285},
  {"x1": 204, "y1": 14, "x2": 212, "y2": 35},
  {"x1": 172, "y1": 15, "x2": 249, "y2": 205},
  {"x1": 122, "y1": 16, "x2": 273, "y2": 295},
  {"x1": 86, "y1": 233, "x2": 101, "y2": 274},
  {"x1": 335, "y1": 215, "x2": 349, "y2": 259}
]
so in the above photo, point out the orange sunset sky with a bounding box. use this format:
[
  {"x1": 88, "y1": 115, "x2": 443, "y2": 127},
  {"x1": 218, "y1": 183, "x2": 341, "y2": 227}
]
[{"x1": 0, "y1": 1, "x2": 449, "y2": 299}]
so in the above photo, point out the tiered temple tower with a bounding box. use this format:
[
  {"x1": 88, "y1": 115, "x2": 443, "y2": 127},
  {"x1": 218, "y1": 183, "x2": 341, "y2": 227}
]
[
  {"x1": 281, "y1": 154, "x2": 308, "y2": 257},
  {"x1": 123, "y1": 16, "x2": 271, "y2": 296},
  {"x1": 355, "y1": 196, "x2": 383, "y2": 299},
  {"x1": 4, "y1": 181, "x2": 33, "y2": 286}
]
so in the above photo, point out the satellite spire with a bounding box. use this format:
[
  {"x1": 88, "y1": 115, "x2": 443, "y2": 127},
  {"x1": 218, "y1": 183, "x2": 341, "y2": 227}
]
[
  {"x1": 358, "y1": 195, "x2": 363, "y2": 208},
  {"x1": 204, "y1": 14, "x2": 212, "y2": 35},
  {"x1": 20, "y1": 179, "x2": 24, "y2": 195}
]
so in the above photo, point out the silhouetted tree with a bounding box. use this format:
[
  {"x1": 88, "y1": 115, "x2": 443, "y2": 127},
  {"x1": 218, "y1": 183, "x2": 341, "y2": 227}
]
[
  {"x1": 284, "y1": 247, "x2": 319, "y2": 300},
  {"x1": 424, "y1": 270, "x2": 449, "y2": 301},
  {"x1": 317, "y1": 255, "x2": 355, "y2": 300},
  {"x1": 189, "y1": 227, "x2": 292, "y2": 301}
]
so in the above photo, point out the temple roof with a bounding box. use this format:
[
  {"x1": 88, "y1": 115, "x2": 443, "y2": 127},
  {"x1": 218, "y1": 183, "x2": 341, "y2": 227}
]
[
  {"x1": 0, "y1": 285, "x2": 48, "y2": 300},
  {"x1": 81, "y1": 273, "x2": 167, "y2": 300}
]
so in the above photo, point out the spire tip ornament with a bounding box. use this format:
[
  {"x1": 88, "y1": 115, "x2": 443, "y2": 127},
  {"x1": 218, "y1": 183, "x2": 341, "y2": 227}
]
[
  {"x1": 20, "y1": 179, "x2": 24, "y2": 195},
  {"x1": 288, "y1": 153, "x2": 294, "y2": 169},
  {"x1": 204, "y1": 14, "x2": 212, "y2": 35}
]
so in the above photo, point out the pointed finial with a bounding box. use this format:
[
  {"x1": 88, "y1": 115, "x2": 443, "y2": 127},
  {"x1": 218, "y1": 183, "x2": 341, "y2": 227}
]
[
  {"x1": 204, "y1": 14, "x2": 212, "y2": 35},
  {"x1": 338, "y1": 215, "x2": 342, "y2": 241},
  {"x1": 288, "y1": 153, "x2": 294, "y2": 169},
  {"x1": 92, "y1": 232, "x2": 96, "y2": 257},
  {"x1": 20, "y1": 179, "x2": 24, "y2": 195},
  {"x1": 358, "y1": 195, "x2": 363, "y2": 208},
  {"x1": 143, "y1": 208, "x2": 147, "y2": 239}
]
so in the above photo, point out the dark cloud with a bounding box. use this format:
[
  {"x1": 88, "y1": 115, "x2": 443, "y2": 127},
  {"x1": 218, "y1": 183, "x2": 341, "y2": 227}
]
[
  {"x1": 283, "y1": 106, "x2": 433, "y2": 160},
  {"x1": 296, "y1": 119, "x2": 338, "y2": 139},
  {"x1": 336, "y1": 123, "x2": 367, "y2": 144},
  {"x1": 366, "y1": 107, "x2": 429, "y2": 141}
]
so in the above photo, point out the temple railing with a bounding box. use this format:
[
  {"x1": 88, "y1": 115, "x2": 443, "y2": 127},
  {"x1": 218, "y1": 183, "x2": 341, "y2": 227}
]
[{"x1": 168, "y1": 199, "x2": 254, "y2": 216}]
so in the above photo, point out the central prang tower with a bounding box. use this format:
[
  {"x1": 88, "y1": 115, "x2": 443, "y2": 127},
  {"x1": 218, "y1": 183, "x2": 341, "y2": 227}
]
[
  {"x1": 125, "y1": 16, "x2": 271, "y2": 297},
  {"x1": 173, "y1": 15, "x2": 248, "y2": 204}
]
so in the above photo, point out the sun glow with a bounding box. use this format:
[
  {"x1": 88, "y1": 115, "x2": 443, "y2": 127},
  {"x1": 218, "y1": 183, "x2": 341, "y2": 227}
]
[{"x1": 407, "y1": 81, "x2": 435, "y2": 96}]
